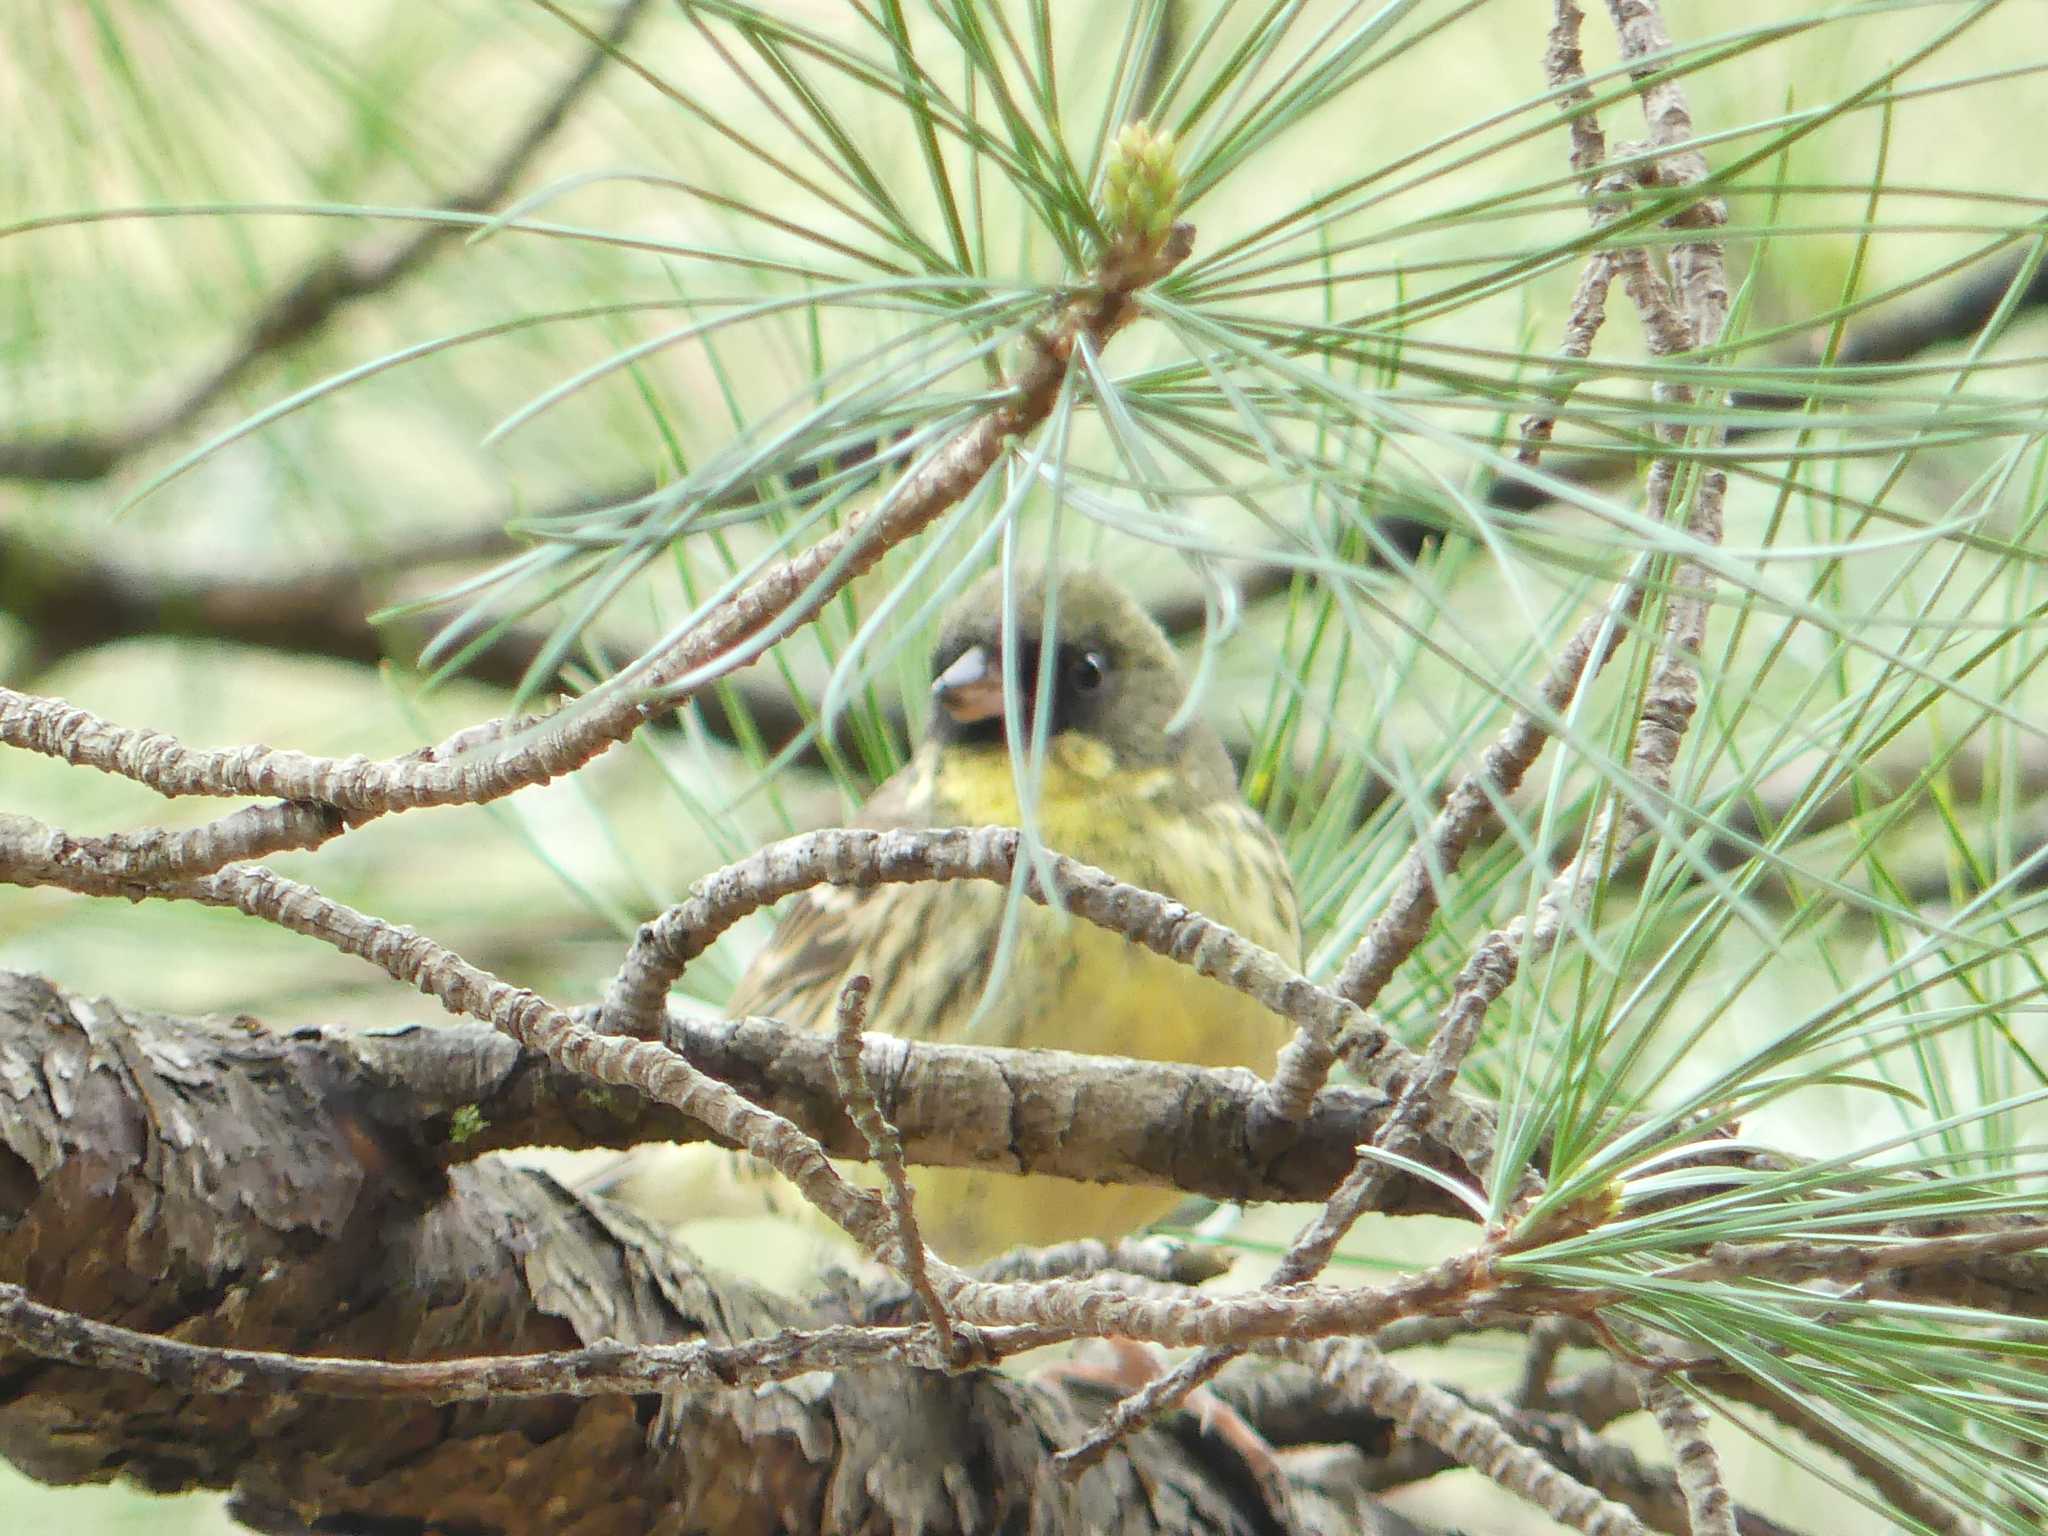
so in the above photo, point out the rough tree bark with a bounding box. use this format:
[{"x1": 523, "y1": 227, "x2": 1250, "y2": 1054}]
[{"x1": 0, "y1": 971, "x2": 1438, "y2": 1535}]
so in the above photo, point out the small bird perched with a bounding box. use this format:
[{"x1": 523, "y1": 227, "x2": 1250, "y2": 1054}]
[{"x1": 615, "y1": 564, "x2": 1301, "y2": 1261}]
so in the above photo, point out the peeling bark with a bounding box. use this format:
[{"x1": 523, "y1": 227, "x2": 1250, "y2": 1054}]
[{"x1": 0, "y1": 973, "x2": 1420, "y2": 1534}]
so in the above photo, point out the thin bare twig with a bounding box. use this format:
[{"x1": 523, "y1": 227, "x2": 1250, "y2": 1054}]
[
  {"x1": 0, "y1": 804, "x2": 345, "y2": 895},
  {"x1": 0, "y1": 1282, "x2": 1021, "y2": 1401},
  {"x1": 964, "y1": 1237, "x2": 1232, "y2": 1288},
  {"x1": 1518, "y1": 1317, "x2": 1574, "y2": 1411},
  {"x1": 1516, "y1": 0, "x2": 1621, "y2": 463},
  {"x1": 14, "y1": 1272, "x2": 1698, "y2": 1535},
  {"x1": 1511, "y1": 0, "x2": 1729, "y2": 951},
  {"x1": 590, "y1": 824, "x2": 1516, "y2": 1181},
  {"x1": 1219, "y1": 1359, "x2": 1808, "y2": 1536},
  {"x1": 939, "y1": 1241, "x2": 1526, "y2": 1351},
  {"x1": 1309, "y1": 1339, "x2": 1647, "y2": 1536},
  {"x1": 1484, "y1": 0, "x2": 1730, "y2": 1217},
  {"x1": 1485, "y1": 1389, "x2": 1801, "y2": 1536},
  {"x1": 1264, "y1": 0, "x2": 1732, "y2": 1126},
  {"x1": 828, "y1": 974, "x2": 960, "y2": 1358},
  {"x1": 1668, "y1": 1224, "x2": 2048, "y2": 1287},
  {"x1": 1263, "y1": 580, "x2": 1645, "y2": 1122},
  {"x1": 1640, "y1": 1376, "x2": 1737, "y2": 1536},
  {"x1": 597, "y1": 821, "x2": 1363, "y2": 1043}
]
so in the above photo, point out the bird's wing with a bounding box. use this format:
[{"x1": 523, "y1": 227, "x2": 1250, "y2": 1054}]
[
  {"x1": 724, "y1": 754, "x2": 930, "y2": 1029},
  {"x1": 1204, "y1": 796, "x2": 1303, "y2": 962}
]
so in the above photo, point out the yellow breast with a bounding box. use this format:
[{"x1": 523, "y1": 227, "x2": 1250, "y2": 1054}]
[{"x1": 888, "y1": 736, "x2": 1299, "y2": 1258}]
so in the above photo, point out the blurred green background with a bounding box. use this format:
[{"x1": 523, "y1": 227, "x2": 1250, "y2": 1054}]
[{"x1": 7, "y1": 1, "x2": 2048, "y2": 1530}]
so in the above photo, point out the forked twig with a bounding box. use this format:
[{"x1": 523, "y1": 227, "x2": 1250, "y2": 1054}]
[
  {"x1": 827, "y1": 975, "x2": 960, "y2": 1359},
  {"x1": 1308, "y1": 1340, "x2": 1647, "y2": 1536}
]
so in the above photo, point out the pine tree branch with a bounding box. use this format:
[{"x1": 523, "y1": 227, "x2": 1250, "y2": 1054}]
[{"x1": 0, "y1": 970, "x2": 1424, "y2": 1535}]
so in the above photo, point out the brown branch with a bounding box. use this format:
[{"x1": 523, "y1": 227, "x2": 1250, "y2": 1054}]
[
  {"x1": 1064, "y1": 0, "x2": 1744, "y2": 1497},
  {"x1": 97, "y1": 841, "x2": 1553, "y2": 1359},
  {"x1": 0, "y1": 0, "x2": 657, "y2": 485},
  {"x1": 1670, "y1": 1225, "x2": 2048, "y2": 1287},
  {"x1": 1263, "y1": 586, "x2": 1646, "y2": 1123},
  {"x1": 0, "y1": 970, "x2": 1416, "y2": 1534},
  {"x1": 0, "y1": 953, "x2": 2032, "y2": 1533},
  {"x1": 21, "y1": 791, "x2": 2048, "y2": 1315},
  {"x1": 0, "y1": 1282, "x2": 1024, "y2": 1402},
  {"x1": 0, "y1": 970, "x2": 1469, "y2": 1219},
  {"x1": 0, "y1": 434, "x2": 884, "y2": 775},
  {"x1": 1217, "y1": 1360, "x2": 1809, "y2": 1536},
  {"x1": 1272, "y1": 0, "x2": 1732, "y2": 1132},
  {"x1": 1307, "y1": 1340, "x2": 1648, "y2": 1536},
  {"x1": 536, "y1": 1007, "x2": 1466, "y2": 1212},
  {"x1": 827, "y1": 974, "x2": 959, "y2": 1357},
  {"x1": 0, "y1": 962, "x2": 1523, "y2": 1368},
  {"x1": 0, "y1": 804, "x2": 345, "y2": 895},
  {"x1": 0, "y1": 224, "x2": 1186, "y2": 873},
  {"x1": 1640, "y1": 1376, "x2": 1737, "y2": 1536},
  {"x1": 2, "y1": 834, "x2": 1535, "y2": 1352},
  {"x1": 90, "y1": 966, "x2": 2036, "y2": 1284},
  {"x1": 592, "y1": 821, "x2": 1507, "y2": 1150},
  {"x1": 599, "y1": 817, "x2": 1399, "y2": 1051},
  {"x1": 0, "y1": 411, "x2": 993, "y2": 813},
  {"x1": 18, "y1": 786, "x2": 2048, "y2": 1324},
  {"x1": 937, "y1": 1245, "x2": 1529, "y2": 1359},
  {"x1": 180, "y1": 864, "x2": 901, "y2": 1260},
  {"x1": 1516, "y1": 0, "x2": 1622, "y2": 462}
]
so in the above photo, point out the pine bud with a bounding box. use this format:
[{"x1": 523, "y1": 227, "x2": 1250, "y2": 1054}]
[{"x1": 1102, "y1": 121, "x2": 1181, "y2": 247}]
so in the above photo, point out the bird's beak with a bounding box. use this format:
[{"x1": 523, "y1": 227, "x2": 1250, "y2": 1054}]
[{"x1": 932, "y1": 644, "x2": 1004, "y2": 724}]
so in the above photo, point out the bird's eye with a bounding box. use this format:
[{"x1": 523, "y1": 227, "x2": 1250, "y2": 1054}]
[{"x1": 1068, "y1": 651, "x2": 1108, "y2": 693}]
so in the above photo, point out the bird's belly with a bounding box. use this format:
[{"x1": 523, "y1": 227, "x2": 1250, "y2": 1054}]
[
  {"x1": 876, "y1": 748, "x2": 1301, "y2": 1259},
  {"x1": 901, "y1": 1167, "x2": 1192, "y2": 1262},
  {"x1": 995, "y1": 907, "x2": 1284, "y2": 1066},
  {"x1": 898, "y1": 907, "x2": 1285, "y2": 1260}
]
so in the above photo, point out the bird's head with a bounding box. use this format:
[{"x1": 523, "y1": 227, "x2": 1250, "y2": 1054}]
[{"x1": 926, "y1": 565, "x2": 1233, "y2": 792}]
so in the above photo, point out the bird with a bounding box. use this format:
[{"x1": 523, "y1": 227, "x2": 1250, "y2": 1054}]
[{"x1": 608, "y1": 563, "x2": 1302, "y2": 1263}]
